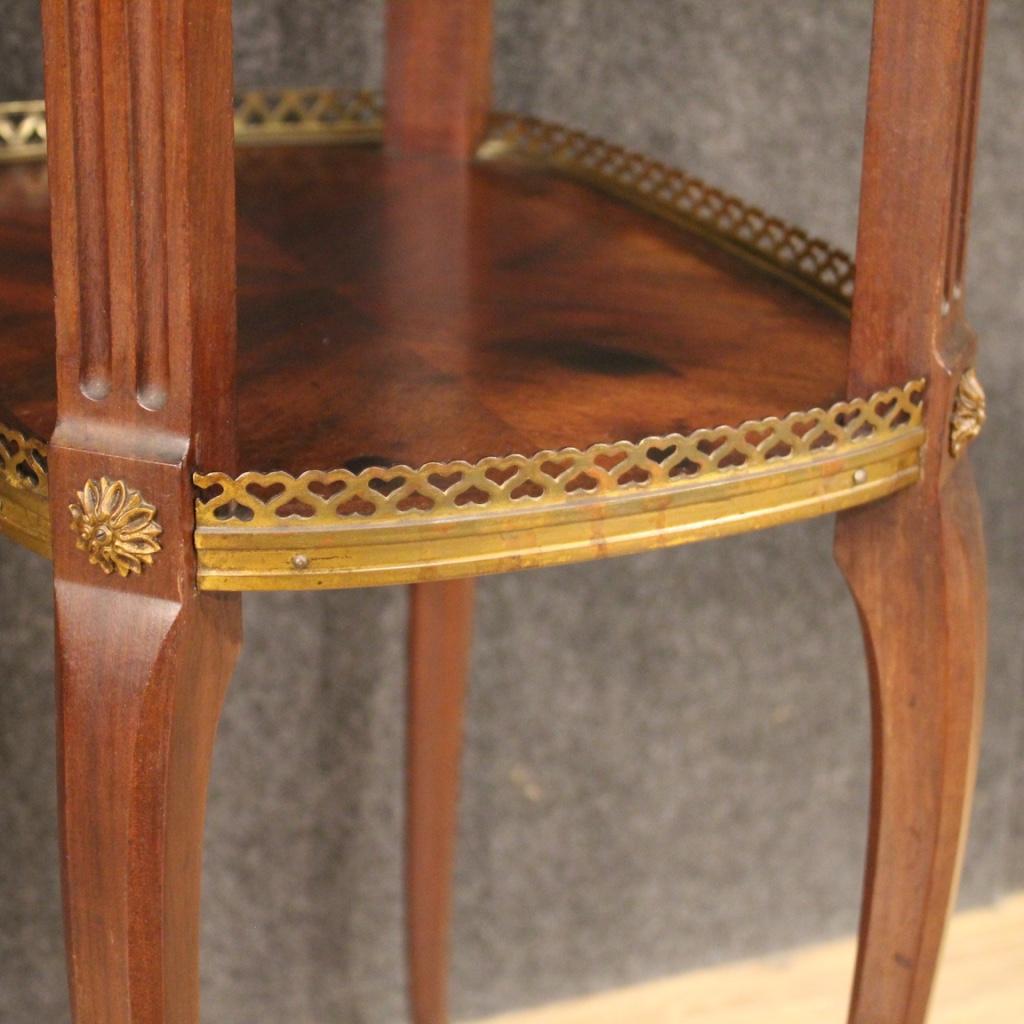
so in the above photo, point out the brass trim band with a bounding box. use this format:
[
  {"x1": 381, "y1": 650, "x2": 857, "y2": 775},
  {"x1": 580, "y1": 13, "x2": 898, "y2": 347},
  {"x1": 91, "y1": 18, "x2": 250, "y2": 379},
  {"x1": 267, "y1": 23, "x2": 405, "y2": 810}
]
[
  {"x1": 3, "y1": 89, "x2": 853, "y2": 314},
  {"x1": 0, "y1": 90, "x2": 928, "y2": 591},
  {"x1": 0, "y1": 90, "x2": 385, "y2": 163},
  {"x1": 193, "y1": 382, "x2": 925, "y2": 591},
  {"x1": 0, "y1": 388, "x2": 927, "y2": 591},
  {"x1": 478, "y1": 114, "x2": 855, "y2": 315},
  {"x1": 0, "y1": 421, "x2": 49, "y2": 557},
  {"x1": 0, "y1": 100, "x2": 46, "y2": 162}
]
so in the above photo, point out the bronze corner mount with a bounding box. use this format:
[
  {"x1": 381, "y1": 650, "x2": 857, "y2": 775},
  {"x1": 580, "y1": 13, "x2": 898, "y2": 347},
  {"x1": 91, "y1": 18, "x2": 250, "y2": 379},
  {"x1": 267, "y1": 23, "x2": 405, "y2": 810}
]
[
  {"x1": 950, "y1": 367, "x2": 986, "y2": 458},
  {"x1": 69, "y1": 477, "x2": 163, "y2": 578}
]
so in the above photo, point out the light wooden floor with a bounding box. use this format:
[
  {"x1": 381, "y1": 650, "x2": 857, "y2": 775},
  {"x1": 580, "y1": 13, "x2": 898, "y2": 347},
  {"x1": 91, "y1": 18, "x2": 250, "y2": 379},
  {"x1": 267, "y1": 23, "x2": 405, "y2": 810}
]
[{"x1": 472, "y1": 894, "x2": 1024, "y2": 1024}]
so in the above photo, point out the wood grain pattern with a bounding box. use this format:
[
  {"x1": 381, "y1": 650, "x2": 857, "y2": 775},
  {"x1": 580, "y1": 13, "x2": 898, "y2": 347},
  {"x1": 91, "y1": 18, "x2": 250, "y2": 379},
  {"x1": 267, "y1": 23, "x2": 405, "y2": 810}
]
[
  {"x1": 38, "y1": 3, "x2": 242, "y2": 1023},
  {"x1": 836, "y1": 2, "x2": 990, "y2": 1022},
  {"x1": 407, "y1": 578, "x2": 475, "y2": 1024},
  {"x1": 945, "y1": 0, "x2": 988, "y2": 308},
  {"x1": 0, "y1": 144, "x2": 851, "y2": 473},
  {"x1": 0, "y1": 2, "x2": 992, "y2": 1022},
  {"x1": 40, "y1": 0, "x2": 237, "y2": 467},
  {"x1": 55, "y1": 585, "x2": 240, "y2": 1024},
  {"x1": 387, "y1": 0, "x2": 493, "y2": 157},
  {"x1": 837, "y1": 470, "x2": 986, "y2": 1024},
  {"x1": 388, "y1": 11, "x2": 490, "y2": 1019}
]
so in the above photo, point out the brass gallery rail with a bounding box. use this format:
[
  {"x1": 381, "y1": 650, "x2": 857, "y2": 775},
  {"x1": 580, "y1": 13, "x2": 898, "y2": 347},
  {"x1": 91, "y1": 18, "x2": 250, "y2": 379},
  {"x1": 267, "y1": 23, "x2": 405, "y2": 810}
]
[
  {"x1": 2, "y1": 383, "x2": 926, "y2": 588},
  {"x1": 193, "y1": 382, "x2": 925, "y2": 590},
  {"x1": 0, "y1": 89, "x2": 927, "y2": 590}
]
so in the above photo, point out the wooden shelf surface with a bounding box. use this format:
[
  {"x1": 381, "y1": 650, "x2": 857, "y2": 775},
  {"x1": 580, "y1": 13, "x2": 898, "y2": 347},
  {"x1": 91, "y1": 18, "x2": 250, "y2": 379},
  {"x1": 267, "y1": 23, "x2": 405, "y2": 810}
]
[
  {"x1": 0, "y1": 143, "x2": 851, "y2": 473},
  {"x1": 1, "y1": 134, "x2": 927, "y2": 589}
]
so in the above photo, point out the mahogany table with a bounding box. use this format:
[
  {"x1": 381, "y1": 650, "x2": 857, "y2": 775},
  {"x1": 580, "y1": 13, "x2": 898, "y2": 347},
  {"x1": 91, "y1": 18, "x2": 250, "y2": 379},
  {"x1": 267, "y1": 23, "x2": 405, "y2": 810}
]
[{"x1": 0, "y1": 2, "x2": 989, "y2": 1023}]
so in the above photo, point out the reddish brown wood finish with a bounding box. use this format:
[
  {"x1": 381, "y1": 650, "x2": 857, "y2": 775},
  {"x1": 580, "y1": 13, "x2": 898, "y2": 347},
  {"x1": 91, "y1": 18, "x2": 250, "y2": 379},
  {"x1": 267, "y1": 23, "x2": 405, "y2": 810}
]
[
  {"x1": 0, "y1": 145, "x2": 851, "y2": 471},
  {"x1": 38, "y1": 1, "x2": 241, "y2": 1022},
  {"x1": 0, "y1": 0, "x2": 990, "y2": 1020},
  {"x1": 41, "y1": 0, "x2": 238, "y2": 469},
  {"x1": 836, "y1": 2, "x2": 990, "y2": 1022},
  {"x1": 55, "y1": 586, "x2": 241, "y2": 1024},
  {"x1": 406, "y1": 579, "x2": 475, "y2": 1024},
  {"x1": 387, "y1": 0, "x2": 493, "y2": 157},
  {"x1": 836, "y1": 472, "x2": 985, "y2": 1024},
  {"x1": 388, "y1": 8, "x2": 490, "y2": 1021}
]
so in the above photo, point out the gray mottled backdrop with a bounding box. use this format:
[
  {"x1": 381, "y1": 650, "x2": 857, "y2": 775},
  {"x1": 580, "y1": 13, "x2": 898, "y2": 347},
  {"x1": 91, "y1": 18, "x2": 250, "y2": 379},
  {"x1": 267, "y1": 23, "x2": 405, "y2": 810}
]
[{"x1": 1, "y1": 2, "x2": 1021, "y2": 1022}]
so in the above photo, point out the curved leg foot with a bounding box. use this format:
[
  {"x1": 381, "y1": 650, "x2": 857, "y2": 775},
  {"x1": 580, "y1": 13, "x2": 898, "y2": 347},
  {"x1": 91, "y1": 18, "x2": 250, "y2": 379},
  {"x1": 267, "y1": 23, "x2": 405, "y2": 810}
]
[
  {"x1": 835, "y1": 463, "x2": 986, "y2": 1024},
  {"x1": 56, "y1": 583, "x2": 241, "y2": 1024},
  {"x1": 406, "y1": 579, "x2": 475, "y2": 1024}
]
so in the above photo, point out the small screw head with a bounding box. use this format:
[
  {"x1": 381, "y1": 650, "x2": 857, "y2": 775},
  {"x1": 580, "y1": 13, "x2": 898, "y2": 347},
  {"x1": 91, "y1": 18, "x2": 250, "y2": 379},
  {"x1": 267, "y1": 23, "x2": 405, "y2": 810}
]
[
  {"x1": 852, "y1": 469, "x2": 868, "y2": 486},
  {"x1": 291, "y1": 553, "x2": 310, "y2": 570}
]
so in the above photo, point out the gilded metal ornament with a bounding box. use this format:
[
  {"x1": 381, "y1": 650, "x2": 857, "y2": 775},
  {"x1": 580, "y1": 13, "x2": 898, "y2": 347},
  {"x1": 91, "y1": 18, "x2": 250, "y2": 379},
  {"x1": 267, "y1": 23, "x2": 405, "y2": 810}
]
[
  {"x1": 950, "y1": 367, "x2": 986, "y2": 458},
  {"x1": 1, "y1": 89, "x2": 384, "y2": 163},
  {"x1": 0, "y1": 421, "x2": 50, "y2": 556},
  {"x1": 234, "y1": 88, "x2": 383, "y2": 146},
  {"x1": 2, "y1": 92, "x2": 855, "y2": 316},
  {"x1": 0, "y1": 88, "x2": 934, "y2": 591},
  {"x1": 193, "y1": 381, "x2": 926, "y2": 591},
  {"x1": 478, "y1": 113, "x2": 856, "y2": 314},
  {"x1": 0, "y1": 420, "x2": 48, "y2": 494},
  {"x1": 0, "y1": 100, "x2": 47, "y2": 161},
  {"x1": 69, "y1": 477, "x2": 163, "y2": 577}
]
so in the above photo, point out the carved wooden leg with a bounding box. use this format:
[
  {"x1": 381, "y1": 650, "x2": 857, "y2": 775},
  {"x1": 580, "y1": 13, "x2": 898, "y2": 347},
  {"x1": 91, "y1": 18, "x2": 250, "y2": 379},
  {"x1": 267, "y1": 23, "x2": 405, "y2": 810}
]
[
  {"x1": 55, "y1": 583, "x2": 241, "y2": 1024},
  {"x1": 406, "y1": 579, "x2": 475, "y2": 1024},
  {"x1": 835, "y1": 462, "x2": 986, "y2": 1024}
]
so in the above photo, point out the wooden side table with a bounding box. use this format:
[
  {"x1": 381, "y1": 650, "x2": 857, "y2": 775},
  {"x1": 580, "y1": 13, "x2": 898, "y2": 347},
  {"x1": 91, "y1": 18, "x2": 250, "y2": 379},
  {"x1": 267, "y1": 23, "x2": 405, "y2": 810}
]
[{"x1": 0, "y1": 2, "x2": 989, "y2": 1023}]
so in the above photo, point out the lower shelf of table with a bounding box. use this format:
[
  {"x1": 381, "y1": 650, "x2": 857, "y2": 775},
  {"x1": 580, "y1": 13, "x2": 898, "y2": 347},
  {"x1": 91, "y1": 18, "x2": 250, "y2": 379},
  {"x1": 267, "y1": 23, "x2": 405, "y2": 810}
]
[
  {"x1": 0, "y1": 91, "x2": 925, "y2": 588},
  {"x1": 2, "y1": 379, "x2": 924, "y2": 589}
]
